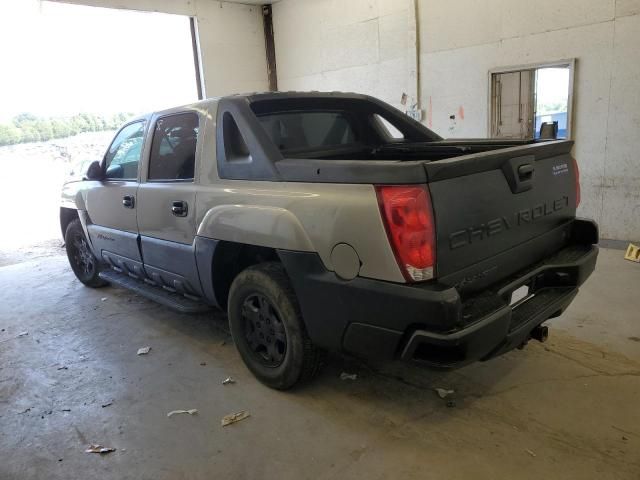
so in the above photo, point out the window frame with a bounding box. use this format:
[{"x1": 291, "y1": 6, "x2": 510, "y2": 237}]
[
  {"x1": 146, "y1": 111, "x2": 200, "y2": 184},
  {"x1": 102, "y1": 119, "x2": 147, "y2": 182},
  {"x1": 487, "y1": 59, "x2": 575, "y2": 140}
]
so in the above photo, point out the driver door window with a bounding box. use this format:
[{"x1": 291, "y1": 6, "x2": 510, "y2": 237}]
[{"x1": 105, "y1": 121, "x2": 145, "y2": 180}]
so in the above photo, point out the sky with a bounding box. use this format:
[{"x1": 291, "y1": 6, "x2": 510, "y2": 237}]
[
  {"x1": 536, "y1": 67, "x2": 570, "y2": 113},
  {"x1": 0, "y1": 0, "x2": 198, "y2": 122}
]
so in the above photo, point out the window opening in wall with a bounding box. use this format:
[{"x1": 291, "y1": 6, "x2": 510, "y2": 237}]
[{"x1": 490, "y1": 61, "x2": 573, "y2": 140}]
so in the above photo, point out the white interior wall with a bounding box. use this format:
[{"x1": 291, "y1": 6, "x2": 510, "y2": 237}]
[
  {"x1": 419, "y1": 0, "x2": 640, "y2": 241},
  {"x1": 272, "y1": 0, "x2": 639, "y2": 242},
  {"x1": 272, "y1": 0, "x2": 412, "y2": 111},
  {"x1": 50, "y1": 0, "x2": 268, "y2": 97}
]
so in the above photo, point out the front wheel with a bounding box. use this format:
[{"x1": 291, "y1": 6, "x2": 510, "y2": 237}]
[
  {"x1": 65, "y1": 218, "x2": 107, "y2": 288},
  {"x1": 228, "y1": 262, "x2": 325, "y2": 390}
]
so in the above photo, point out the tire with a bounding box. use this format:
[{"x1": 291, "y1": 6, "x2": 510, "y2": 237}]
[
  {"x1": 228, "y1": 262, "x2": 325, "y2": 390},
  {"x1": 65, "y1": 218, "x2": 107, "y2": 288}
]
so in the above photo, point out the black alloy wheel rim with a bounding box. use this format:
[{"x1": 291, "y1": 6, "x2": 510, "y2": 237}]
[
  {"x1": 72, "y1": 232, "x2": 95, "y2": 278},
  {"x1": 240, "y1": 293, "x2": 287, "y2": 367}
]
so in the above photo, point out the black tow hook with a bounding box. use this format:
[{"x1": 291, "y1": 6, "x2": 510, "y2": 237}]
[{"x1": 530, "y1": 325, "x2": 549, "y2": 343}]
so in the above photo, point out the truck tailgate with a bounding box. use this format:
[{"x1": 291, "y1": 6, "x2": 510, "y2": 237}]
[{"x1": 426, "y1": 140, "x2": 578, "y2": 293}]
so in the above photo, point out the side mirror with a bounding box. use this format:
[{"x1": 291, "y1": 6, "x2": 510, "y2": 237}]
[
  {"x1": 85, "y1": 161, "x2": 104, "y2": 181},
  {"x1": 105, "y1": 164, "x2": 124, "y2": 179}
]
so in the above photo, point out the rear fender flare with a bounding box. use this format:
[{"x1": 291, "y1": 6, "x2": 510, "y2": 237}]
[{"x1": 197, "y1": 205, "x2": 315, "y2": 252}]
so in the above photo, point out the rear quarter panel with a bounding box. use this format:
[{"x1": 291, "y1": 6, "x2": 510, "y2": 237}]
[
  {"x1": 195, "y1": 103, "x2": 403, "y2": 282},
  {"x1": 195, "y1": 181, "x2": 404, "y2": 282}
]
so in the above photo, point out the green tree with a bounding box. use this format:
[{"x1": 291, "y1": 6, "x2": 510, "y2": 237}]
[
  {"x1": 0, "y1": 111, "x2": 135, "y2": 146},
  {"x1": 50, "y1": 119, "x2": 71, "y2": 138},
  {"x1": 34, "y1": 119, "x2": 53, "y2": 141},
  {"x1": 0, "y1": 124, "x2": 22, "y2": 145},
  {"x1": 70, "y1": 114, "x2": 89, "y2": 134},
  {"x1": 12, "y1": 113, "x2": 38, "y2": 127},
  {"x1": 20, "y1": 124, "x2": 41, "y2": 143}
]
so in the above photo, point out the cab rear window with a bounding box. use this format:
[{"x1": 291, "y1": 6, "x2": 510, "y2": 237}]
[{"x1": 257, "y1": 111, "x2": 357, "y2": 151}]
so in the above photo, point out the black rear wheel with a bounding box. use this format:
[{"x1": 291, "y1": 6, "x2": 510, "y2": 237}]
[
  {"x1": 65, "y1": 219, "x2": 107, "y2": 288},
  {"x1": 228, "y1": 262, "x2": 325, "y2": 390},
  {"x1": 241, "y1": 293, "x2": 288, "y2": 368}
]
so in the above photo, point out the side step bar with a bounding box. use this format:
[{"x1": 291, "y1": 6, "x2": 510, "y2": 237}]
[{"x1": 99, "y1": 269, "x2": 213, "y2": 314}]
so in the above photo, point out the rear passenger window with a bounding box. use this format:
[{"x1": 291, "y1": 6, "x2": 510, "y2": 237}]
[{"x1": 148, "y1": 113, "x2": 199, "y2": 181}]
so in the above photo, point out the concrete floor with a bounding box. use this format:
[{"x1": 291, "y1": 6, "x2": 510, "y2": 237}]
[{"x1": 1, "y1": 248, "x2": 638, "y2": 480}]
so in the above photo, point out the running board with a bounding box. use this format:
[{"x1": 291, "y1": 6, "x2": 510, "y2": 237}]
[{"x1": 99, "y1": 270, "x2": 213, "y2": 314}]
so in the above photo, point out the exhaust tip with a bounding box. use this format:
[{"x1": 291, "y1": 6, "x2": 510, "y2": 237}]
[{"x1": 531, "y1": 325, "x2": 549, "y2": 343}]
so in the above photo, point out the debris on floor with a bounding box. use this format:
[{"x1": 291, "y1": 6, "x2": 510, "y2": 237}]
[
  {"x1": 57, "y1": 366, "x2": 68, "y2": 370},
  {"x1": 167, "y1": 409, "x2": 198, "y2": 418},
  {"x1": 624, "y1": 243, "x2": 640, "y2": 263},
  {"x1": 222, "y1": 376, "x2": 235, "y2": 385},
  {"x1": 136, "y1": 347, "x2": 151, "y2": 355},
  {"x1": 434, "y1": 388, "x2": 455, "y2": 399},
  {"x1": 340, "y1": 372, "x2": 357, "y2": 381},
  {"x1": 17, "y1": 331, "x2": 28, "y2": 337},
  {"x1": 525, "y1": 449, "x2": 537, "y2": 458},
  {"x1": 199, "y1": 362, "x2": 207, "y2": 366},
  {"x1": 435, "y1": 388, "x2": 457, "y2": 407},
  {"x1": 221, "y1": 410, "x2": 250, "y2": 427},
  {"x1": 17, "y1": 408, "x2": 31, "y2": 414},
  {"x1": 85, "y1": 444, "x2": 116, "y2": 454},
  {"x1": 101, "y1": 297, "x2": 108, "y2": 302},
  {"x1": 101, "y1": 401, "x2": 113, "y2": 408}
]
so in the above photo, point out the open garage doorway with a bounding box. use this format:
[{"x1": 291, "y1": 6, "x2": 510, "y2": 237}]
[{"x1": 0, "y1": 1, "x2": 199, "y2": 266}]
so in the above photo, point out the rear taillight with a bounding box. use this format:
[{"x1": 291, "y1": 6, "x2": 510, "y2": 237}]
[
  {"x1": 375, "y1": 185, "x2": 436, "y2": 282},
  {"x1": 572, "y1": 157, "x2": 581, "y2": 207}
]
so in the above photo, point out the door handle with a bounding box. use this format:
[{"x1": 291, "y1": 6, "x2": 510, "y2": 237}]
[
  {"x1": 171, "y1": 200, "x2": 188, "y2": 217},
  {"x1": 122, "y1": 195, "x2": 135, "y2": 208}
]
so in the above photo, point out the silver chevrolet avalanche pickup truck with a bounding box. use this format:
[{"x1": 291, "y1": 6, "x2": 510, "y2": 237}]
[{"x1": 61, "y1": 92, "x2": 598, "y2": 389}]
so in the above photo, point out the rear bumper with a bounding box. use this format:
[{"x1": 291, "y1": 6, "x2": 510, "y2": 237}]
[
  {"x1": 400, "y1": 283, "x2": 581, "y2": 367},
  {"x1": 279, "y1": 220, "x2": 598, "y2": 368}
]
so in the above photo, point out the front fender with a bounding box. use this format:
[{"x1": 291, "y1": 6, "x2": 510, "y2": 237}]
[
  {"x1": 197, "y1": 204, "x2": 315, "y2": 252},
  {"x1": 61, "y1": 181, "x2": 88, "y2": 211}
]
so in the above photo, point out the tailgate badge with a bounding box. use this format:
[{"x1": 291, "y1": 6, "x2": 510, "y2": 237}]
[{"x1": 448, "y1": 196, "x2": 569, "y2": 250}]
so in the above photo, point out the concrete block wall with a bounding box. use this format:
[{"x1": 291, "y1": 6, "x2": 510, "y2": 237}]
[
  {"x1": 419, "y1": 0, "x2": 640, "y2": 241},
  {"x1": 50, "y1": 0, "x2": 268, "y2": 97},
  {"x1": 272, "y1": 0, "x2": 413, "y2": 111}
]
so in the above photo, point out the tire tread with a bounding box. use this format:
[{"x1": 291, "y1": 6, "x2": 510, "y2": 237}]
[{"x1": 229, "y1": 261, "x2": 325, "y2": 389}]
